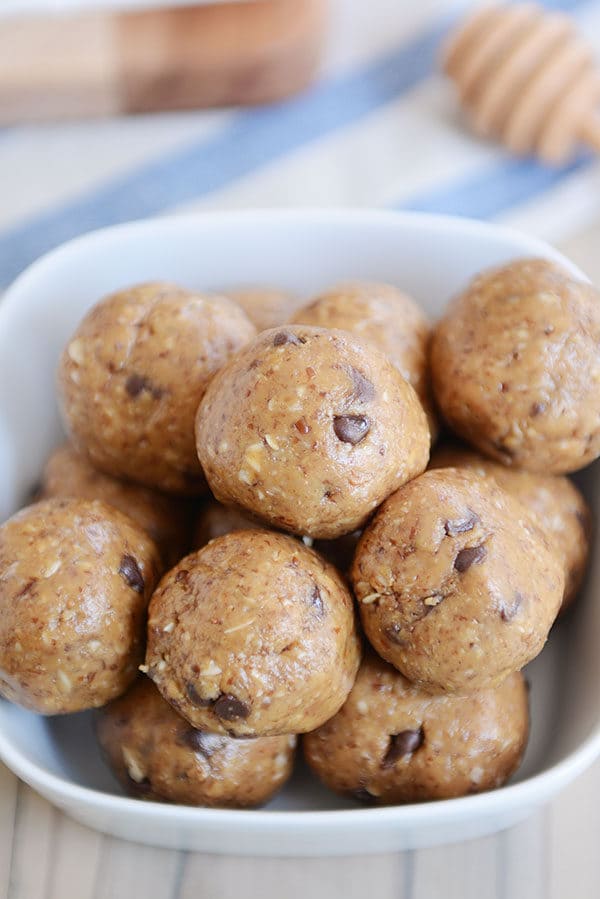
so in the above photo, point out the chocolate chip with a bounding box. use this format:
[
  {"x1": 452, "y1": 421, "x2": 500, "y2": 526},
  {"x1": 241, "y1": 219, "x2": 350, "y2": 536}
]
[
  {"x1": 185, "y1": 682, "x2": 213, "y2": 707},
  {"x1": 118, "y1": 555, "x2": 145, "y2": 593},
  {"x1": 381, "y1": 728, "x2": 424, "y2": 769},
  {"x1": 175, "y1": 569, "x2": 190, "y2": 585},
  {"x1": 349, "y1": 367, "x2": 375, "y2": 402},
  {"x1": 444, "y1": 511, "x2": 480, "y2": 537},
  {"x1": 333, "y1": 415, "x2": 371, "y2": 445},
  {"x1": 180, "y1": 728, "x2": 225, "y2": 758},
  {"x1": 213, "y1": 693, "x2": 251, "y2": 721},
  {"x1": 351, "y1": 787, "x2": 376, "y2": 804},
  {"x1": 384, "y1": 623, "x2": 407, "y2": 646},
  {"x1": 125, "y1": 374, "x2": 163, "y2": 399},
  {"x1": 273, "y1": 331, "x2": 305, "y2": 347},
  {"x1": 311, "y1": 585, "x2": 325, "y2": 616},
  {"x1": 500, "y1": 591, "x2": 523, "y2": 621},
  {"x1": 454, "y1": 544, "x2": 487, "y2": 573},
  {"x1": 530, "y1": 401, "x2": 546, "y2": 417}
]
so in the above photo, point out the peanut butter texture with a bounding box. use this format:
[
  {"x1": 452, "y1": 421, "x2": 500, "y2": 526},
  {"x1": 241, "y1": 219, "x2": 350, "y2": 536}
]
[
  {"x1": 429, "y1": 442, "x2": 591, "y2": 614},
  {"x1": 196, "y1": 326, "x2": 430, "y2": 538},
  {"x1": 352, "y1": 468, "x2": 564, "y2": 693},
  {"x1": 431, "y1": 259, "x2": 600, "y2": 474},
  {"x1": 146, "y1": 530, "x2": 361, "y2": 736},
  {"x1": 305, "y1": 653, "x2": 529, "y2": 803},
  {"x1": 0, "y1": 497, "x2": 161, "y2": 714},
  {"x1": 58, "y1": 281, "x2": 255, "y2": 494},
  {"x1": 97, "y1": 677, "x2": 296, "y2": 808}
]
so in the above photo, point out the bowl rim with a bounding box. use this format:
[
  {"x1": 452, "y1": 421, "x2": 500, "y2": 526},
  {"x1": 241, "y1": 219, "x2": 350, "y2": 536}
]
[{"x1": 0, "y1": 207, "x2": 597, "y2": 830}]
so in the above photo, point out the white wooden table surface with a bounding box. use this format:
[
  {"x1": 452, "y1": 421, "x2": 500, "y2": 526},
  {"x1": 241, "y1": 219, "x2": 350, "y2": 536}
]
[{"x1": 0, "y1": 221, "x2": 599, "y2": 899}]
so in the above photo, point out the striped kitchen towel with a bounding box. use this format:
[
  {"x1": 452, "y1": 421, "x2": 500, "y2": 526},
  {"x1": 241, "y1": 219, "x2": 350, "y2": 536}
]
[{"x1": 0, "y1": 0, "x2": 599, "y2": 288}]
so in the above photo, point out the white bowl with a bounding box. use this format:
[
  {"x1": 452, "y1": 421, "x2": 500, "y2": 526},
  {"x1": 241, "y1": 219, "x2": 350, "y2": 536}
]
[{"x1": 0, "y1": 209, "x2": 599, "y2": 856}]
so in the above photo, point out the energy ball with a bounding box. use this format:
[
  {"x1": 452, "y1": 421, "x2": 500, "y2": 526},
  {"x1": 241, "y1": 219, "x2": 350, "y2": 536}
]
[
  {"x1": 146, "y1": 530, "x2": 362, "y2": 736},
  {"x1": 292, "y1": 281, "x2": 436, "y2": 436},
  {"x1": 304, "y1": 653, "x2": 528, "y2": 804},
  {"x1": 196, "y1": 326, "x2": 430, "y2": 539},
  {"x1": 429, "y1": 443, "x2": 591, "y2": 614},
  {"x1": 193, "y1": 499, "x2": 263, "y2": 549},
  {"x1": 58, "y1": 281, "x2": 256, "y2": 495},
  {"x1": 0, "y1": 498, "x2": 161, "y2": 714},
  {"x1": 431, "y1": 259, "x2": 600, "y2": 474},
  {"x1": 40, "y1": 444, "x2": 192, "y2": 568},
  {"x1": 352, "y1": 468, "x2": 564, "y2": 693},
  {"x1": 224, "y1": 286, "x2": 301, "y2": 332},
  {"x1": 97, "y1": 678, "x2": 296, "y2": 808}
]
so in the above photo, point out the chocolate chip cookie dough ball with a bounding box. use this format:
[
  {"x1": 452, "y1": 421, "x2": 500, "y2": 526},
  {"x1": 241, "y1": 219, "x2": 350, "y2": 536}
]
[
  {"x1": 225, "y1": 286, "x2": 301, "y2": 332},
  {"x1": 97, "y1": 678, "x2": 296, "y2": 808},
  {"x1": 40, "y1": 444, "x2": 191, "y2": 567},
  {"x1": 292, "y1": 282, "x2": 436, "y2": 436},
  {"x1": 304, "y1": 654, "x2": 528, "y2": 804},
  {"x1": 0, "y1": 498, "x2": 161, "y2": 714},
  {"x1": 431, "y1": 259, "x2": 600, "y2": 474},
  {"x1": 429, "y1": 443, "x2": 591, "y2": 614},
  {"x1": 58, "y1": 282, "x2": 256, "y2": 495},
  {"x1": 193, "y1": 499, "x2": 263, "y2": 549},
  {"x1": 352, "y1": 468, "x2": 563, "y2": 693},
  {"x1": 146, "y1": 530, "x2": 361, "y2": 736},
  {"x1": 196, "y1": 326, "x2": 430, "y2": 539}
]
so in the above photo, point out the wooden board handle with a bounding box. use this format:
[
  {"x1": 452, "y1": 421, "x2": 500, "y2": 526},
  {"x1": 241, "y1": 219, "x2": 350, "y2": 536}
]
[{"x1": 0, "y1": 0, "x2": 328, "y2": 123}]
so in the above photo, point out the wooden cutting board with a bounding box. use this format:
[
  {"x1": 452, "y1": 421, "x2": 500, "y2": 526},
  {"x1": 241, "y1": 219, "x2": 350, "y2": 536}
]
[{"x1": 0, "y1": 0, "x2": 327, "y2": 123}]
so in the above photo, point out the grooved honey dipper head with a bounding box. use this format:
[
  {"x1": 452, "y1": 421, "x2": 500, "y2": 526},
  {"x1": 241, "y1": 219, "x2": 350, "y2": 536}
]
[{"x1": 441, "y1": 3, "x2": 600, "y2": 164}]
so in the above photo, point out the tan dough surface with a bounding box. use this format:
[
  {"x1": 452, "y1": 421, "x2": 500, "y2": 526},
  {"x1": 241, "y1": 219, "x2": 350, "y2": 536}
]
[
  {"x1": 0, "y1": 498, "x2": 161, "y2": 714},
  {"x1": 41, "y1": 444, "x2": 192, "y2": 567},
  {"x1": 429, "y1": 442, "x2": 591, "y2": 614},
  {"x1": 146, "y1": 530, "x2": 362, "y2": 736},
  {"x1": 352, "y1": 468, "x2": 564, "y2": 693},
  {"x1": 292, "y1": 281, "x2": 436, "y2": 436},
  {"x1": 58, "y1": 281, "x2": 256, "y2": 494},
  {"x1": 224, "y1": 286, "x2": 302, "y2": 332},
  {"x1": 97, "y1": 678, "x2": 296, "y2": 808},
  {"x1": 304, "y1": 654, "x2": 529, "y2": 804},
  {"x1": 196, "y1": 326, "x2": 430, "y2": 539},
  {"x1": 431, "y1": 259, "x2": 600, "y2": 474},
  {"x1": 193, "y1": 499, "x2": 360, "y2": 577}
]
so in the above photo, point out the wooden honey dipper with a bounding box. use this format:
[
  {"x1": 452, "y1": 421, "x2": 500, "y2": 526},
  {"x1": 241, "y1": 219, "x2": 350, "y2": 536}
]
[{"x1": 441, "y1": 3, "x2": 600, "y2": 164}]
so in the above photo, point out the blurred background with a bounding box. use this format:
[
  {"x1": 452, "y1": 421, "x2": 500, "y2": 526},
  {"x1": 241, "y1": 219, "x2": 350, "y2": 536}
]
[
  {"x1": 1, "y1": 0, "x2": 599, "y2": 292},
  {"x1": 2, "y1": 3, "x2": 600, "y2": 897}
]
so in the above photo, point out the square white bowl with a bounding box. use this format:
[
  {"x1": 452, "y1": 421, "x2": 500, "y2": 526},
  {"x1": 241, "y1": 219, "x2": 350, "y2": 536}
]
[{"x1": 0, "y1": 209, "x2": 599, "y2": 856}]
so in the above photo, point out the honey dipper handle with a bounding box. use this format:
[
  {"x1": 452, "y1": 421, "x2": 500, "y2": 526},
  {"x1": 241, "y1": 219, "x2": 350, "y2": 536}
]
[{"x1": 581, "y1": 116, "x2": 600, "y2": 154}]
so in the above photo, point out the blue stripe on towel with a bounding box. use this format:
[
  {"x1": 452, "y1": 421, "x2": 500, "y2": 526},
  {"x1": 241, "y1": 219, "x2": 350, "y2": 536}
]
[{"x1": 401, "y1": 156, "x2": 592, "y2": 219}]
